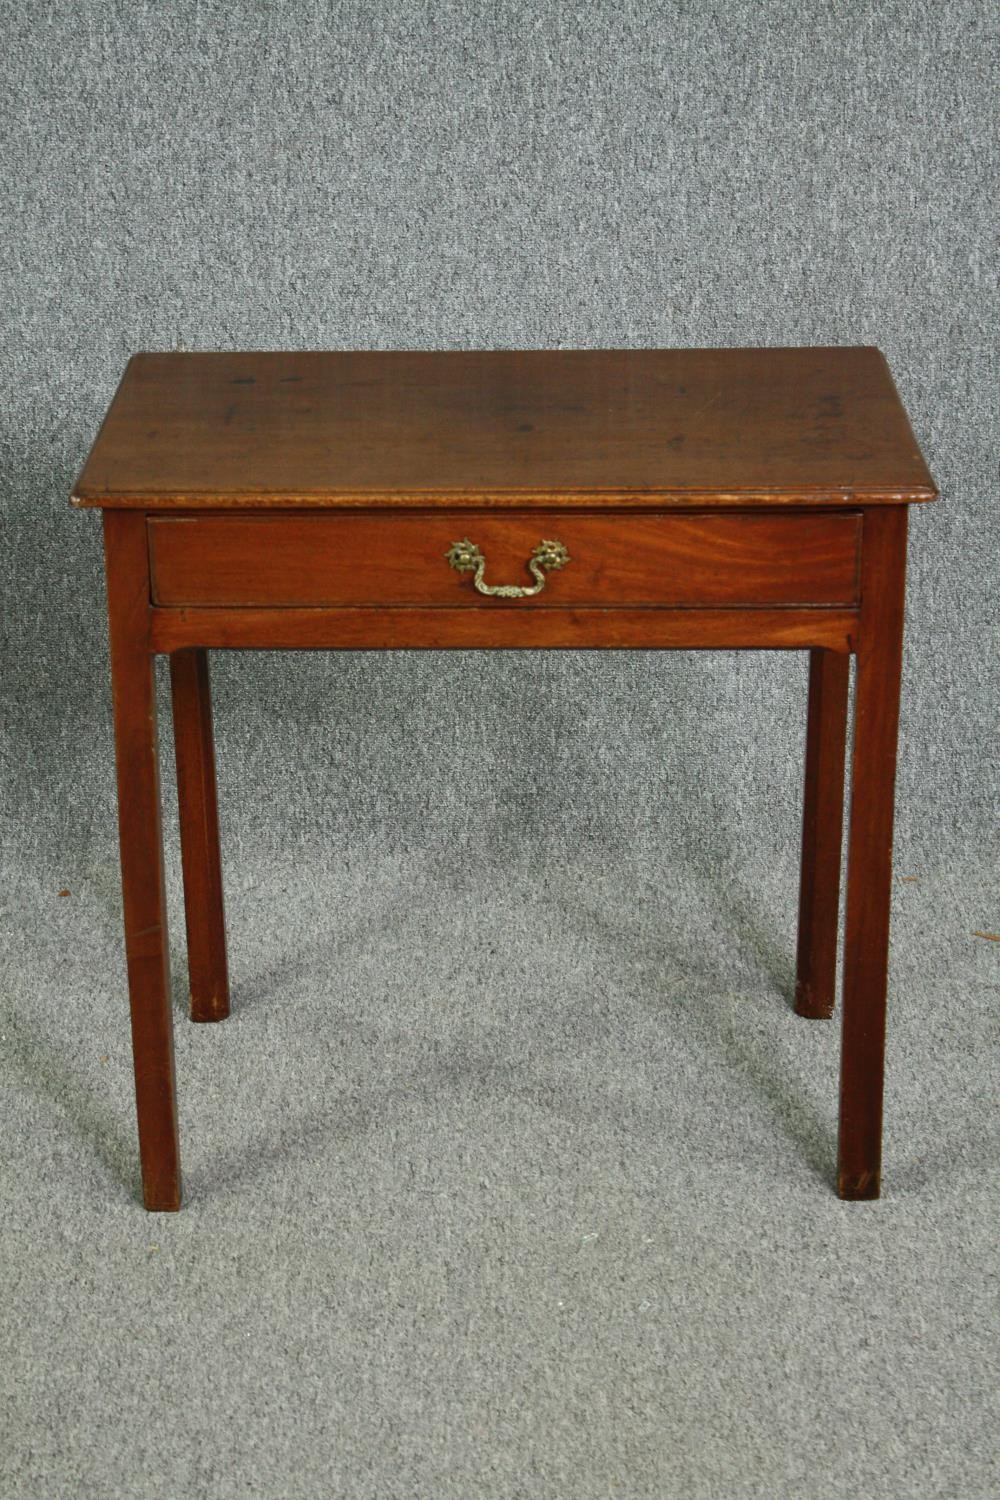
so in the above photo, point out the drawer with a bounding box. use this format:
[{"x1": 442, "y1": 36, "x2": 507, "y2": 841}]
[{"x1": 148, "y1": 510, "x2": 861, "y2": 608}]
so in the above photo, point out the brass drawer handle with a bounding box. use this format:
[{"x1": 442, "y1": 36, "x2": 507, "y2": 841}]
[{"x1": 445, "y1": 538, "x2": 570, "y2": 598}]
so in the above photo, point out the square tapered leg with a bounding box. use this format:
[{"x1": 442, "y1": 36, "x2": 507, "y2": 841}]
[
  {"x1": 170, "y1": 648, "x2": 230, "y2": 1023},
  {"x1": 795, "y1": 648, "x2": 850, "y2": 1019},
  {"x1": 104, "y1": 511, "x2": 181, "y2": 1211},
  {"x1": 837, "y1": 508, "x2": 908, "y2": 1201}
]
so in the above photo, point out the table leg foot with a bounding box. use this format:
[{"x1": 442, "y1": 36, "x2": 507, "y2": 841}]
[
  {"x1": 794, "y1": 981, "x2": 835, "y2": 1020},
  {"x1": 837, "y1": 1169, "x2": 881, "y2": 1201},
  {"x1": 143, "y1": 1180, "x2": 183, "y2": 1212},
  {"x1": 189, "y1": 994, "x2": 230, "y2": 1023}
]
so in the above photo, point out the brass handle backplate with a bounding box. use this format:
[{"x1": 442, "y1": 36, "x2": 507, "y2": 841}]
[{"x1": 445, "y1": 538, "x2": 571, "y2": 598}]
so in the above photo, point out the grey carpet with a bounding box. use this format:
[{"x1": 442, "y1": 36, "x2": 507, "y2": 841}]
[
  {"x1": 3, "y1": 835, "x2": 998, "y2": 1498},
  {"x1": 1, "y1": 2, "x2": 997, "y2": 1497}
]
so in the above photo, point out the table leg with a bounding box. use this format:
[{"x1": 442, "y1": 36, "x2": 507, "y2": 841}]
[
  {"x1": 170, "y1": 649, "x2": 230, "y2": 1022},
  {"x1": 837, "y1": 508, "x2": 908, "y2": 1200},
  {"x1": 795, "y1": 649, "x2": 849, "y2": 1018},
  {"x1": 103, "y1": 512, "x2": 181, "y2": 1211}
]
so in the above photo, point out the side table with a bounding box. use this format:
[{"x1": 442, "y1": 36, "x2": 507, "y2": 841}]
[{"x1": 72, "y1": 347, "x2": 937, "y2": 1209}]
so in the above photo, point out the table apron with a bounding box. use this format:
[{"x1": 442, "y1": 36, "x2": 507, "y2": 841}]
[
  {"x1": 147, "y1": 510, "x2": 862, "y2": 610},
  {"x1": 148, "y1": 605, "x2": 857, "y2": 653}
]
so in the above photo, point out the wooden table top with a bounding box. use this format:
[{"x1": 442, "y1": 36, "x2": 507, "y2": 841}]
[{"x1": 72, "y1": 347, "x2": 936, "y2": 510}]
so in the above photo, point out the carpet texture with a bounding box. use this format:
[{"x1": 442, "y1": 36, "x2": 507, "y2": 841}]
[{"x1": 1, "y1": 2, "x2": 997, "y2": 1497}]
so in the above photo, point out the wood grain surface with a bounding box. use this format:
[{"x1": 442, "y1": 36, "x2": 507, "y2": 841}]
[
  {"x1": 149, "y1": 605, "x2": 857, "y2": 653},
  {"x1": 147, "y1": 509, "x2": 861, "y2": 608},
  {"x1": 72, "y1": 348, "x2": 937, "y2": 509}
]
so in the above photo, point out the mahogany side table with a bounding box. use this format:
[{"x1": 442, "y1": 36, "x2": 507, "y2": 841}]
[{"x1": 72, "y1": 348, "x2": 937, "y2": 1210}]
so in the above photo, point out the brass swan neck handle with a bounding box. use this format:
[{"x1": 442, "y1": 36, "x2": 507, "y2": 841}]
[{"x1": 445, "y1": 538, "x2": 570, "y2": 598}]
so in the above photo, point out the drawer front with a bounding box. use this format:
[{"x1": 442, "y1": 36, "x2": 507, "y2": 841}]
[{"x1": 148, "y1": 511, "x2": 861, "y2": 608}]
